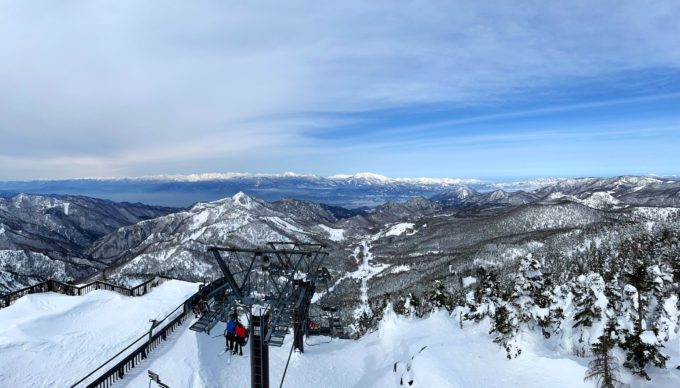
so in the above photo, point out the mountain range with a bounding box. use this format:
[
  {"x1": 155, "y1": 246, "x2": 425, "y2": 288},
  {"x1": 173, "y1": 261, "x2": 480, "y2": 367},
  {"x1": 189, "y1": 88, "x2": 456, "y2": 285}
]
[
  {"x1": 2, "y1": 174, "x2": 678, "y2": 304},
  {"x1": 0, "y1": 194, "x2": 175, "y2": 292},
  {"x1": 1, "y1": 172, "x2": 655, "y2": 208}
]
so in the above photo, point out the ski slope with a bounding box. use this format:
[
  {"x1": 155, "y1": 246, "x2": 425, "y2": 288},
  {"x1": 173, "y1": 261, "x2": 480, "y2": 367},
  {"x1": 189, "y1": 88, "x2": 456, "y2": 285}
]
[{"x1": 0, "y1": 280, "x2": 197, "y2": 387}]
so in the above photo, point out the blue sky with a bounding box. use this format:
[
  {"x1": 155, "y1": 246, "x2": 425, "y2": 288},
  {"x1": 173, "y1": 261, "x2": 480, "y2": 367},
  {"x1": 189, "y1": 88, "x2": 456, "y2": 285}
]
[{"x1": 0, "y1": 1, "x2": 678, "y2": 180}]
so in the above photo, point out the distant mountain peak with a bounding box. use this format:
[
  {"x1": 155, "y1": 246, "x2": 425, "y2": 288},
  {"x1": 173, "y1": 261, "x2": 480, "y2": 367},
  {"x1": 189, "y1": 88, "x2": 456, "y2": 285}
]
[
  {"x1": 232, "y1": 191, "x2": 254, "y2": 209},
  {"x1": 483, "y1": 189, "x2": 509, "y2": 202},
  {"x1": 328, "y1": 172, "x2": 391, "y2": 182},
  {"x1": 455, "y1": 186, "x2": 476, "y2": 198}
]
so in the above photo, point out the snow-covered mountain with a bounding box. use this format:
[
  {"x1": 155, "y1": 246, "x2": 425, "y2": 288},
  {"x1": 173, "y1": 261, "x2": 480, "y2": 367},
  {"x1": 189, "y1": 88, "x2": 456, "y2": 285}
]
[
  {"x1": 0, "y1": 172, "x2": 483, "y2": 207},
  {"x1": 3, "y1": 174, "x2": 679, "y2": 294},
  {"x1": 0, "y1": 194, "x2": 176, "y2": 292},
  {"x1": 84, "y1": 182, "x2": 679, "y2": 328},
  {"x1": 84, "y1": 193, "x2": 352, "y2": 284},
  {"x1": 533, "y1": 175, "x2": 680, "y2": 207},
  {"x1": 432, "y1": 175, "x2": 680, "y2": 209},
  {"x1": 5, "y1": 172, "x2": 675, "y2": 208}
]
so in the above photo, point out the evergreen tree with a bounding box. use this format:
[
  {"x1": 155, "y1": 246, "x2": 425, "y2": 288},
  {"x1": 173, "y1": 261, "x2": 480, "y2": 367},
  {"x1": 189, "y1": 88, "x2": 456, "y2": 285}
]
[
  {"x1": 510, "y1": 257, "x2": 554, "y2": 337},
  {"x1": 603, "y1": 273, "x2": 623, "y2": 314},
  {"x1": 649, "y1": 264, "x2": 676, "y2": 342},
  {"x1": 425, "y1": 280, "x2": 453, "y2": 311},
  {"x1": 393, "y1": 292, "x2": 422, "y2": 318},
  {"x1": 393, "y1": 296, "x2": 406, "y2": 316},
  {"x1": 569, "y1": 273, "x2": 606, "y2": 355},
  {"x1": 672, "y1": 256, "x2": 680, "y2": 286},
  {"x1": 465, "y1": 267, "x2": 500, "y2": 322},
  {"x1": 622, "y1": 332, "x2": 668, "y2": 380},
  {"x1": 489, "y1": 303, "x2": 521, "y2": 359},
  {"x1": 620, "y1": 257, "x2": 669, "y2": 379},
  {"x1": 584, "y1": 327, "x2": 625, "y2": 388},
  {"x1": 356, "y1": 311, "x2": 373, "y2": 336},
  {"x1": 572, "y1": 273, "x2": 604, "y2": 329}
]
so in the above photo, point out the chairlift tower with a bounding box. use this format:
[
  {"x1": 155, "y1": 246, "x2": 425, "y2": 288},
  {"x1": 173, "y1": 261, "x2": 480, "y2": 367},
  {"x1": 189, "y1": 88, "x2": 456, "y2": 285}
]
[{"x1": 190, "y1": 242, "x2": 336, "y2": 388}]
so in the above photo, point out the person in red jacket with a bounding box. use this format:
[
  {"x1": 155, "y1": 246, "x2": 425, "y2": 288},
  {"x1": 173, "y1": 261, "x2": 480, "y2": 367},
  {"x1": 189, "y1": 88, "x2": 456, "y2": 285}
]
[{"x1": 234, "y1": 321, "x2": 248, "y2": 356}]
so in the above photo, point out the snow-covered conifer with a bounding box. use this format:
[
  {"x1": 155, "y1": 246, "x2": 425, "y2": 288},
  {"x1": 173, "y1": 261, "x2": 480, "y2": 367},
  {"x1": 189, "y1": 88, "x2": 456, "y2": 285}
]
[
  {"x1": 620, "y1": 257, "x2": 669, "y2": 379},
  {"x1": 489, "y1": 303, "x2": 521, "y2": 359},
  {"x1": 572, "y1": 273, "x2": 604, "y2": 329},
  {"x1": 584, "y1": 325, "x2": 625, "y2": 388},
  {"x1": 465, "y1": 267, "x2": 500, "y2": 322}
]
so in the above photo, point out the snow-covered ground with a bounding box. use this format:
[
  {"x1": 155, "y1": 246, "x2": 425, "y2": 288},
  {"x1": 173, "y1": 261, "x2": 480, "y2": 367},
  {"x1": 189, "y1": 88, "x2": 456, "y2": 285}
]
[
  {"x1": 1, "y1": 288, "x2": 678, "y2": 387},
  {"x1": 115, "y1": 307, "x2": 680, "y2": 388},
  {"x1": 352, "y1": 242, "x2": 389, "y2": 317},
  {"x1": 0, "y1": 280, "x2": 197, "y2": 387},
  {"x1": 383, "y1": 222, "x2": 416, "y2": 237},
  {"x1": 317, "y1": 224, "x2": 346, "y2": 241}
]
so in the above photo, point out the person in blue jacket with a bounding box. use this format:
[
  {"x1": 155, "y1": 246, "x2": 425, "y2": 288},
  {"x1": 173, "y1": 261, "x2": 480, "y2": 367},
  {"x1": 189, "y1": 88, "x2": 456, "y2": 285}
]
[{"x1": 225, "y1": 314, "x2": 237, "y2": 351}]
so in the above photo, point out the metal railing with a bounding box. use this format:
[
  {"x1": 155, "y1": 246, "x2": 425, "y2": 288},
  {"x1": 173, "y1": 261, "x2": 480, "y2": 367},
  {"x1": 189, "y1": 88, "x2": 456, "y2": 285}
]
[
  {"x1": 0, "y1": 276, "x2": 171, "y2": 309},
  {"x1": 70, "y1": 278, "x2": 224, "y2": 388},
  {"x1": 70, "y1": 301, "x2": 190, "y2": 388}
]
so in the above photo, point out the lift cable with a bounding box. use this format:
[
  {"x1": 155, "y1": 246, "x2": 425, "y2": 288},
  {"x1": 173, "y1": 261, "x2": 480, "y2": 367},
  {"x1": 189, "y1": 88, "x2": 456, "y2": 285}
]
[{"x1": 278, "y1": 339, "x2": 296, "y2": 388}]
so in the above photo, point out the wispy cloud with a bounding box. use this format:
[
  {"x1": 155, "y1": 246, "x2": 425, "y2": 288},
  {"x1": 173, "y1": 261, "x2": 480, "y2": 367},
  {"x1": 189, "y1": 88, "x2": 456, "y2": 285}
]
[{"x1": 0, "y1": 1, "x2": 678, "y2": 179}]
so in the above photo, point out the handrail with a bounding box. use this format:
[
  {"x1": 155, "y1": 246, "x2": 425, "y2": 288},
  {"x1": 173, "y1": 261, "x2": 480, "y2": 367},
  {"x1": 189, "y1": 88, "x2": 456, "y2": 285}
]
[
  {"x1": 85, "y1": 310, "x2": 189, "y2": 388},
  {"x1": 69, "y1": 300, "x2": 188, "y2": 387},
  {"x1": 0, "y1": 276, "x2": 174, "y2": 310},
  {"x1": 70, "y1": 277, "x2": 225, "y2": 388}
]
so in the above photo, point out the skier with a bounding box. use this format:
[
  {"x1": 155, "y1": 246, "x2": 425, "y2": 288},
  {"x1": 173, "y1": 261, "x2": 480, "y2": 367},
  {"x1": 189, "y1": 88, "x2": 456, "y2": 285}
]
[
  {"x1": 234, "y1": 321, "x2": 248, "y2": 356},
  {"x1": 225, "y1": 315, "x2": 237, "y2": 352}
]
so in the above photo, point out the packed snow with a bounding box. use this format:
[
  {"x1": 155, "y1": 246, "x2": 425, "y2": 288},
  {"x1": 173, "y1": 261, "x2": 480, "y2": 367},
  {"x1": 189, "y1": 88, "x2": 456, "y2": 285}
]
[
  {"x1": 383, "y1": 223, "x2": 416, "y2": 237},
  {"x1": 316, "y1": 224, "x2": 345, "y2": 241},
  {"x1": 351, "y1": 242, "x2": 390, "y2": 317},
  {"x1": 0, "y1": 280, "x2": 197, "y2": 387}
]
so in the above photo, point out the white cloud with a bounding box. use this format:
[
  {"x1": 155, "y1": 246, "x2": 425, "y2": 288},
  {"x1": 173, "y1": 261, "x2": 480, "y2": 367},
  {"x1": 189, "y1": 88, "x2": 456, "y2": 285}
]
[{"x1": 0, "y1": 0, "x2": 678, "y2": 179}]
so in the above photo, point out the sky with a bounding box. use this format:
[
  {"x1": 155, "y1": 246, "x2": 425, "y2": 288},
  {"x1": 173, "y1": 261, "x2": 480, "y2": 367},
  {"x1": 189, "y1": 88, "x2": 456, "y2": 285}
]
[{"x1": 0, "y1": 0, "x2": 678, "y2": 181}]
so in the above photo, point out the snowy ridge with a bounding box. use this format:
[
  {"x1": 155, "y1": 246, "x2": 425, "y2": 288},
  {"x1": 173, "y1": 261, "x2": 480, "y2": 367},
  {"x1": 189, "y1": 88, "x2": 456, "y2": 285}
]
[
  {"x1": 85, "y1": 192, "x2": 343, "y2": 283},
  {"x1": 580, "y1": 191, "x2": 623, "y2": 209}
]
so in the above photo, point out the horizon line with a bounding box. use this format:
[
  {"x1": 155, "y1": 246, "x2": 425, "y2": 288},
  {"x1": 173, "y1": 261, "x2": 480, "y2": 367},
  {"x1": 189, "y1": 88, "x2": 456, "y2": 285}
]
[{"x1": 0, "y1": 171, "x2": 677, "y2": 184}]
